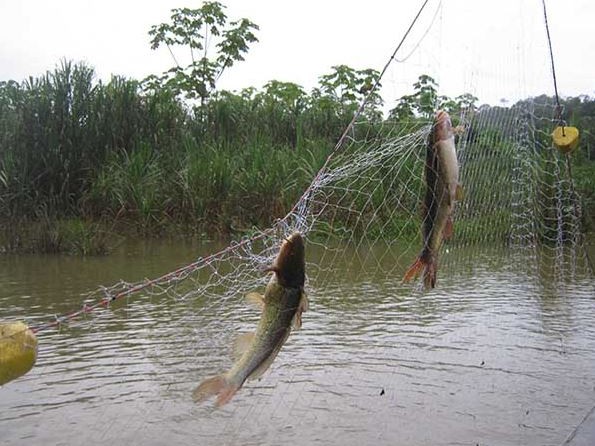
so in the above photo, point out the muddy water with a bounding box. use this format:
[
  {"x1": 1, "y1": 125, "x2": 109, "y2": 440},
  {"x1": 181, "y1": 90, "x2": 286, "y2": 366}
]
[{"x1": 0, "y1": 240, "x2": 594, "y2": 446}]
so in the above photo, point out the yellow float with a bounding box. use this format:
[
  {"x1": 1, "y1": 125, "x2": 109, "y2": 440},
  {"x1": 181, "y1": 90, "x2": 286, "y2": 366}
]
[
  {"x1": 0, "y1": 321, "x2": 38, "y2": 386},
  {"x1": 552, "y1": 126, "x2": 580, "y2": 153}
]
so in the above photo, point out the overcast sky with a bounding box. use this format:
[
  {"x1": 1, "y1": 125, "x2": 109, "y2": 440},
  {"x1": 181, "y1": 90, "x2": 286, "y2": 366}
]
[{"x1": 1, "y1": 0, "x2": 593, "y2": 107}]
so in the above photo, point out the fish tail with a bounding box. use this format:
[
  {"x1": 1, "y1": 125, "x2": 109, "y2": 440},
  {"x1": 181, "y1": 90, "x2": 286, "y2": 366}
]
[
  {"x1": 403, "y1": 254, "x2": 437, "y2": 289},
  {"x1": 402, "y1": 256, "x2": 426, "y2": 283},
  {"x1": 423, "y1": 257, "x2": 437, "y2": 289},
  {"x1": 192, "y1": 374, "x2": 240, "y2": 407}
]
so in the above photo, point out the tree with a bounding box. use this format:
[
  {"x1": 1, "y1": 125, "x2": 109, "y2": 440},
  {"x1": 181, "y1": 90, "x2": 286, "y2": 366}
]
[
  {"x1": 454, "y1": 93, "x2": 478, "y2": 112},
  {"x1": 389, "y1": 75, "x2": 478, "y2": 120},
  {"x1": 255, "y1": 81, "x2": 307, "y2": 148},
  {"x1": 313, "y1": 65, "x2": 383, "y2": 121},
  {"x1": 147, "y1": 2, "x2": 259, "y2": 104},
  {"x1": 412, "y1": 74, "x2": 439, "y2": 117},
  {"x1": 389, "y1": 74, "x2": 438, "y2": 120}
]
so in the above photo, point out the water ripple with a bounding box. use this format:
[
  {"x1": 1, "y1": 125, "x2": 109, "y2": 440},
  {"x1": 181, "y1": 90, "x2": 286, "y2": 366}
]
[{"x1": 1, "y1": 243, "x2": 594, "y2": 446}]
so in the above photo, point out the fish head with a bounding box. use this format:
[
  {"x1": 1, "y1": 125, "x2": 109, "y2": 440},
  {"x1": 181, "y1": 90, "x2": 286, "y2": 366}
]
[
  {"x1": 432, "y1": 110, "x2": 454, "y2": 143},
  {"x1": 270, "y1": 232, "x2": 305, "y2": 288}
]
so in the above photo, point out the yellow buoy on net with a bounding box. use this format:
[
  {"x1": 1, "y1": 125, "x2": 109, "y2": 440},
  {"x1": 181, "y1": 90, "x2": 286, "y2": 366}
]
[
  {"x1": 552, "y1": 126, "x2": 580, "y2": 153},
  {"x1": 0, "y1": 321, "x2": 38, "y2": 386}
]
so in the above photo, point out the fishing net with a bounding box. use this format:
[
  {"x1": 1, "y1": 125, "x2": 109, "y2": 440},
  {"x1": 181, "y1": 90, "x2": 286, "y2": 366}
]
[
  {"x1": 19, "y1": 94, "x2": 590, "y2": 334},
  {"x1": 2, "y1": 1, "x2": 593, "y2": 445},
  {"x1": 19, "y1": 1, "x2": 587, "y2": 328},
  {"x1": 46, "y1": 96, "x2": 587, "y2": 323}
]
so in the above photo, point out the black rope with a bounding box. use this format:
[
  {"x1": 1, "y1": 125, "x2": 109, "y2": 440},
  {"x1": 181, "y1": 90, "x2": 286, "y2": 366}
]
[
  {"x1": 541, "y1": 0, "x2": 564, "y2": 130},
  {"x1": 332, "y1": 0, "x2": 432, "y2": 152}
]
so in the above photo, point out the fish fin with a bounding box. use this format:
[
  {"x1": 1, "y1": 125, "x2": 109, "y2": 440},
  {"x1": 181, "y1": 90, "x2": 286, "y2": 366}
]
[
  {"x1": 192, "y1": 374, "x2": 240, "y2": 407},
  {"x1": 263, "y1": 265, "x2": 278, "y2": 274},
  {"x1": 291, "y1": 291, "x2": 309, "y2": 330},
  {"x1": 247, "y1": 329, "x2": 291, "y2": 381},
  {"x1": 291, "y1": 311, "x2": 302, "y2": 330},
  {"x1": 301, "y1": 291, "x2": 309, "y2": 312},
  {"x1": 232, "y1": 332, "x2": 255, "y2": 360},
  {"x1": 245, "y1": 292, "x2": 265, "y2": 309},
  {"x1": 443, "y1": 216, "x2": 454, "y2": 240},
  {"x1": 453, "y1": 125, "x2": 466, "y2": 136},
  {"x1": 455, "y1": 184, "x2": 464, "y2": 201},
  {"x1": 402, "y1": 256, "x2": 426, "y2": 283},
  {"x1": 423, "y1": 259, "x2": 437, "y2": 289},
  {"x1": 404, "y1": 255, "x2": 437, "y2": 289}
]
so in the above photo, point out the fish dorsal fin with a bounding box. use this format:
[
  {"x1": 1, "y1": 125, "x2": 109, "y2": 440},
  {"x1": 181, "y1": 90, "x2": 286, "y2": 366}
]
[
  {"x1": 246, "y1": 329, "x2": 291, "y2": 381},
  {"x1": 291, "y1": 291, "x2": 309, "y2": 330},
  {"x1": 245, "y1": 292, "x2": 265, "y2": 309},
  {"x1": 232, "y1": 332, "x2": 255, "y2": 361}
]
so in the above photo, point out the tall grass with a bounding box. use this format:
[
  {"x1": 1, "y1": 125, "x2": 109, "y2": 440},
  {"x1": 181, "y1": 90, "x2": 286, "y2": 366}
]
[
  {"x1": 1, "y1": 61, "x2": 593, "y2": 253},
  {"x1": 0, "y1": 61, "x2": 358, "y2": 251}
]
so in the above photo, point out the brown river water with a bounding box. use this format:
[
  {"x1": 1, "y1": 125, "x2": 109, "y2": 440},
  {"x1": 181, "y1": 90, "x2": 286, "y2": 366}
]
[{"x1": 1, "y1": 239, "x2": 594, "y2": 446}]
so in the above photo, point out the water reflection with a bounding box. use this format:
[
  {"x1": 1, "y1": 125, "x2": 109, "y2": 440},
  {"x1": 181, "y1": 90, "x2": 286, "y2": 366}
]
[{"x1": 0, "y1": 240, "x2": 593, "y2": 445}]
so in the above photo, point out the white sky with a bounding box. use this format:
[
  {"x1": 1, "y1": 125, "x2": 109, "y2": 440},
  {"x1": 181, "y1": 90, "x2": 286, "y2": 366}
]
[{"x1": 1, "y1": 0, "x2": 593, "y2": 107}]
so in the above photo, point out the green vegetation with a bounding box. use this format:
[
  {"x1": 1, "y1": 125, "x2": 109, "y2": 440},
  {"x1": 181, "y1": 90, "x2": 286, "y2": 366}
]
[
  {"x1": 146, "y1": 2, "x2": 258, "y2": 104},
  {"x1": 0, "y1": 59, "x2": 388, "y2": 253},
  {"x1": 0, "y1": 3, "x2": 593, "y2": 254}
]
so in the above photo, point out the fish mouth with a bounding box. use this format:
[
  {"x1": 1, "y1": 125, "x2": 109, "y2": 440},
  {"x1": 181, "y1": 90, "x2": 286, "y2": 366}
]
[
  {"x1": 432, "y1": 110, "x2": 453, "y2": 143},
  {"x1": 283, "y1": 232, "x2": 302, "y2": 245},
  {"x1": 435, "y1": 110, "x2": 450, "y2": 124}
]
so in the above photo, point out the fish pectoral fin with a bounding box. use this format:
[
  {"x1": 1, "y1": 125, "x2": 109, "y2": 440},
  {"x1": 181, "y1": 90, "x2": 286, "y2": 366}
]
[
  {"x1": 291, "y1": 291, "x2": 309, "y2": 330},
  {"x1": 455, "y1": 184, "x2": 464, "y2": 201},
  {"x1": 232, "y1": 332, "x2": 255, "y2": 360},
  {"x1": 443, "y1": 215, "x2": 454, "y2": 240},
  {"x1": 245, "y1": 292, "x2": 265, "y2": 309}
]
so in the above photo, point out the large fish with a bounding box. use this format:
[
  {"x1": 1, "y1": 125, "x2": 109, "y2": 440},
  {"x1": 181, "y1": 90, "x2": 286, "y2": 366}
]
[
  {"x1": 403, "y1": 110, "x2": 461, "y2": 289},
  {"x1": 193, "y1": 232, "x2": 308, "y2": 407}
]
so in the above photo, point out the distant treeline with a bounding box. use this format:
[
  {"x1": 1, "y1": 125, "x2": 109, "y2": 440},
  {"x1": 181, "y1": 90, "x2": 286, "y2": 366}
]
[{"x1": 0, "y1": 61, "x2": 593, "y2": 253}]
